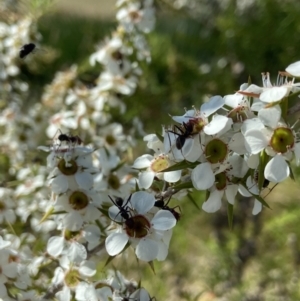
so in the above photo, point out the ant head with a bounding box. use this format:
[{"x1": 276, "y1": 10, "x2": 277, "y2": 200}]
[
  {"x1": 154, "y1": 199, "x2": 164, "y2": 208},
  {"x1": 115, "y1": 197, "x2": 124, "y2": 207},
  {"x1": 58, "y1": 133, "x2": 70, "y2": 142}
]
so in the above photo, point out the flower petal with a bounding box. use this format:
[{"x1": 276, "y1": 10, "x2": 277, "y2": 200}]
[
  {"x1": 225, "y1": 185, "x2": 238, "y2": 205},
  {"x1": 151, "y1": 210, "x2": 176, "y2": 230},
  {"x1": 138, "y1": 171, "x2": 155, "y2": 189},
  {"x1": 258, "y1": 105, "x2": 281, "y2": 128},
  {"x1": 286, "y1": 60, "x2": 300, "y2": 77},
  {"x1": 264, "y1": 155, "x2": 289, "y2": 182},
  {"x1": 105, "y1": 233, "x2": 128, "y2": 256},
  {"x1": 51, "y1": 174, "x2": 68, "y2": 194},
  {"x1": 156, "y1": 241, "x2": 169, "y2": 261},
  {"x1": 260, "y1": 86, "x2": 289, "y2": 103},
  {"x1": 294, "y1": 142, "x2": 300, "y2": 165},
  {"x1": 135, "y1": 238, "x2": 158, "y2": 261},
  {"x1": 75, "y1": 172, "x2": 94, "y2": 190},
  {"x1": 79, "y1": 260, "x2": 96, "y2": 277},
  {"x1": 252, "y1": 199, "x2": 262, "y2": 215},
  {"x1": 204, "y1": 115, "x2": 230, "y2": 135},
  {"x1": 131, "y1": 191, "x2": 155, "y2": 214},
  {"x1": 201, "y1": 95, "x2": 224, "y2": 117},
  {"x1": 202, "y1": 190, "x2": 223, "y2": 213},
  {"x1": 47, "y1": 236, "x2": 65, "y2": 257},
  {"x1": 68, "y1": 242, "x2": 87, "y2": 263},
  {"x1": 163, "y1": 170, "x2": 181, "y2": 183},
  {"x1": 224, "y1": 94, "x2": 244, "y2": 108},
  {"x1": 244, "y1": 129, "x2": 268, "y2": 154},
  {"x1": 191, "y1": 163, "x2": 215, "y2": 190},
  {"x1": 133, "y1": 154, "x2": 152, "y2": 169}
]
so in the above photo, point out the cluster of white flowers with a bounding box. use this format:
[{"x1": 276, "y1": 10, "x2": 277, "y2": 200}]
[
  {"x1": 0, "y1": 17, "x2": 41, "y2": 79},
  {"x1": 134, "y1": 67, "x2": 300, "y2": 216},
  {"x1": 0, "y1": 0, "x2": 159, "y2": 300},
  {"x1": 2, "y1": 0, "x2": 300, "y2": 299}
]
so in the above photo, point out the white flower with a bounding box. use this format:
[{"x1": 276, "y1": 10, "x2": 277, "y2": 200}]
[
  {"x1": 0, "y1": 239, "x2": 18, "y2": 299},
  {"x1": 113, "y1": 287, "x2": 152, "y2": 301},
  {"x1": 47, "y1": 234, "x2": 87, "y2": 263},
  {"x1": 133, "y1": 154, "x2": 181, "y2": 189},
  {"x1": 46, "y1": 111, "x2": 78, "y2": 138},
  {"x1": 76, "y1": 281, "x2": 113, "y2": 301},
  {"x1": 238, "y1": 72, "x2": 299, "y2": 103},
  {"x1": 164, "y1": 96, "x2": 232, "y2": 162},
  {"x1": 45, "y1": 146, "x2": 95, "y2": 194},
  {"x1": 286, "y1": 60, "x2": 300, "y2": 77},
  {"x1": 16, "y1": 290, "x2": 40, "y2": 301},
  {"x1": 105, "y1": 191, "x2": 176, "y2": 261},
  {"x1": 52, "y1": 256, "x2": 96, "y2": 301},
  {"x1": 243, "y1": 106, "x2": 300, "y2": 182},
  {"x1": 96, "y1": 70, "x2": 138, "y2": 96},
  {"x1": 143, "y1": 133, "x2": 164, "y2": 153},
  {"x1": 192, "y1": 154, "x2": 248, "y2": 213},
  {"x1": 238, "y1": 175, "x2": 266, "y2": 215},
  {"x1": 54, "y1": 189, "x2": 101, "y2": 231},
  {"x1": 0, "y1": 188, "x2": 16, "y2": 224},
  {"x1": 117, "y1": 0, "x2": 155, "y2": 33},
  {"x1": 89, "y1": 36, "x2": 124, "y2": 67},
  {"x1": 224, "y1": 93, "x2": 256, "y2": 130},
  {"x1": 164, "y1": 127, "x2": 203, "y2": 163},
  {"x1": 94, "y1": 123, "x2": 127, "y2": 152}
]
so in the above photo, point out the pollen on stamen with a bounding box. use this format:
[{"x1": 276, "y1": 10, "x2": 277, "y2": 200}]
[{"x1": 150, "y1": 156, "x2": 169, "y2": 173}]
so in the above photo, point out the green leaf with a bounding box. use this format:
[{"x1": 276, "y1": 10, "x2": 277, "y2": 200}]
[
  {"x1": 227, "y1": 203, "x2": 234, "y2": 230},
  {"x1": 287, "y1": 161, "x2": 295, "y2": 181},
  {"x1": 251, "y1": 192, "x2": 271, "y2": 209},
  {"x1": 161, "y1": 160, "x2": 199, "y2": 172},
  {"x1": 258, "y1": 150, "x2": 269, "y2": 191},
  {"x1": 111, "y1": 161, "x2": 126, "y2": 172},
  {"x1": 287, "y1": 89, "x2": 300, "y2": 99},
  {"x1": 104, "y1": 255, "x2": 116, "y2": 267},
  {"x1": 247, "y1": 75, "x2": 252, "y2": 85},
  {"x1": 187, "y1": 193, "x2": 201, "y2": 210},
  {"x1": 135, "y1": 180, "x2": 140, "y2": 191},
  {"x1": 173, "y1": 181, "x2": 194, "y2": 190},
  {"x1": 98, "y1": 207, "x2": 109, "y2": 218},
  {"x1": 148, "y1": 261, "x2": 156, "y2": 274},
  {"x1": 155, "y1": 131, "x2": 164, "y2": 142},
  {"x1": 205, "y1": 190, "x2": 210, "y2": 202},
  {"x1": 240, "y1": 184, "x2": 271, "y2": 209},
  {"x1": 280, "y1": 97, "x2": 288, "y2": 120}
]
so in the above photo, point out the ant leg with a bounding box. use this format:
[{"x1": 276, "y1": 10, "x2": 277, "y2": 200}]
[
  {"x1": 52, "y1": 128, "x2": 62, "y2": 152},
  {"x1": 108, "y1": 195, "x2": 123, "y2": 222},
  {"x1": 165, "y1": 130, "x2": 185, "y2": 162},
  {"x1": 262, "y1": 182, "x2": 278, "y2": 198},
  {"x1": 123, "y1": 194, "x2": 132, "y2": 208}
]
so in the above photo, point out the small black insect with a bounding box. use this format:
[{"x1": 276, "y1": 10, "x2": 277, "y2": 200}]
[
  {"x1": 168, "y1": 121, "x2": 194, "y2": 150},
  {"x1": 154, "y1": 198, "x2": 181, "y2": 221},
  {"x1": 58, "y1": 133, "x2": 82, "y2": 145},
  {"x1": 56, "y1": 130, "x2": 83, "y2": 147},
  {"x1": 19, "y1": 43, "x2": 36, "y2": 59},
  {"x1": 108, "y1": 195, "x2": 132, "y2": 221}
]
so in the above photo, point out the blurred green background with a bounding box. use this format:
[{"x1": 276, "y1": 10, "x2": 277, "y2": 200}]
[{"x1": 21, "y1": 0, "x2": 300, "y2": 299}]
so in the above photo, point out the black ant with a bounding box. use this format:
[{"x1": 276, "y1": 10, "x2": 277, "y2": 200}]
[
  {"x1": 154, "y1": 198, "x2": 181, "y2": 221},
  {"x1": 167, "y1": 121, "x2": 194, "y2": 150},
  {"x1": 108, "y1": 195, "x2": 133, "y2": 222},
  {"x1": 58, "y1": 134, "x2": 82, "y2": 146},
  {"x1": 55, "y1": 130, "x2": 83, "y2": 148},
  {"x1": 19, "y1": 43, "x2": 36, "y2": 58}
]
